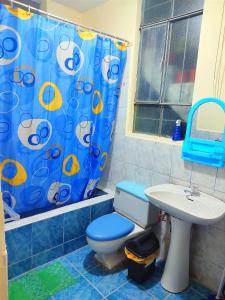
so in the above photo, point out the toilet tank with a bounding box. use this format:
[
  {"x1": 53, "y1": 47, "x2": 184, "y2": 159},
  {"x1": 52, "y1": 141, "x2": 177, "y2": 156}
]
[{"x1": 114, "y1": 181, "x2": 159, "y2": 228}]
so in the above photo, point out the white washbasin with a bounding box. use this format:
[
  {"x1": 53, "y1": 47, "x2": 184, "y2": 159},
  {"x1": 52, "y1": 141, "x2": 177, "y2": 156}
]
[
  {"x1": 144, "y1": 184, "x2": 225, "y2": 225},
  {"x1": 144, "y1": 184, "x2": 225, "y2": 294}
]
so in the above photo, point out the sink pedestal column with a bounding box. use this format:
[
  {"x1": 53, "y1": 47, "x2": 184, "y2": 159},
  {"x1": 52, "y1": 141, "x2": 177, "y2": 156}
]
[{"x1": 161, "y1": 216, "x2": 192, "y2": 293}]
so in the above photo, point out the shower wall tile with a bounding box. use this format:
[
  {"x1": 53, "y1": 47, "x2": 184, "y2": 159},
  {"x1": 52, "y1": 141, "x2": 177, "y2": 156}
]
[
  {"x1": 8, "y1": 258, "x2": 32, "y2": 280},
  {"x1": 90, "y1": 199, "x2": 114, "y2": 221},
  {"x1": 32, "y1": 245, "x2": 64, "y2": 268},
  {"x1": 6, "y1": 224, "x2": 32, "y2": 265},
  {"x1": 64, "y1": 235, "x2": 87, "y2": 255},
  {"x1": 6, "y1": 199, "x2": 113, "y2": 279},
  {"x1": 64, "y1": 207, "x2": 90, "y2": 242},
  {"x1": 32, "y1": 215, "x2": 64, "y2": 255}
]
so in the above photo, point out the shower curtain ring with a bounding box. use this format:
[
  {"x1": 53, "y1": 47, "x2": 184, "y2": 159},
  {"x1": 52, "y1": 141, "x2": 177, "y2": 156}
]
[
  {"x1": 10, "y1": 0, "x2": 13, "y2": 8},
  {"x1": 28, "y1": 5, "x2": 31, "y2": 13}
]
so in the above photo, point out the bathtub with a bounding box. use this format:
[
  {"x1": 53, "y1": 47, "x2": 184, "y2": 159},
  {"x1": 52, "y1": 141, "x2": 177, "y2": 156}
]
[{"x1": 5, "y1": 187, "x2": 114, "y2": 279}]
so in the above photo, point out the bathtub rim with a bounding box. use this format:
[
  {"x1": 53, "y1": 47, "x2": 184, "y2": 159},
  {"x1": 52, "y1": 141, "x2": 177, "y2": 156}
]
[{"x1": 5, "y1": 187, "x2": 114, "y2": 232}]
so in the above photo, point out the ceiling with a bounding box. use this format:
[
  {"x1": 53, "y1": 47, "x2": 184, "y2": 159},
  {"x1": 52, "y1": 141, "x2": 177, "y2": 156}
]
[{"x1": 53, "y1": 0, "x2": 109, "y2": 12}]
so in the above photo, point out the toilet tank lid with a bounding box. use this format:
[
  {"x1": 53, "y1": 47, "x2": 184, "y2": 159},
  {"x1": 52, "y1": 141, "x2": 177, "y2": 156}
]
[{"x1": 116, "y1": 181, "x2": 149, "y2": 202}]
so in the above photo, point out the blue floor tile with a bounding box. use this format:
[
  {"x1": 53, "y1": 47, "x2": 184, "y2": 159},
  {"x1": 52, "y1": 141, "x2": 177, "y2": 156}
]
[
  {"x1": 60, "y1": 257, "x2": 80, "y2": 279},
  {"x1": 53, "y1": 275, "x2": 103, "y2": 300},
  {"x1": 142, "y1": 278, "x2": 170, "y2": 299},
  {"x1": 167, "y1": 287, "x2": 206, "y2": 300},
  {"x1": 83, "y1": 265, "x2": 128, "y2": 297},
  {"x1": 108, "y1": 281, "x2": 154, "y2": 300},
  {"x1": 65, "y1": 245, "x2": 98, "y2": 274},
  {"x1": 191, "y1": 281, "x2": 212, "y2": 298}
]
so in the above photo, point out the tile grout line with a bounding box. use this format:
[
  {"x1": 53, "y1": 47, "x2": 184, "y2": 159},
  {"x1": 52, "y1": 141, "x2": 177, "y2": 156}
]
[
  {"x1": 10, "y1": 244, "x2": 90, "y2": 281},
  {"x1": 214, "y1": 167, "x2": 219, "y2": 191},
  {"x1": 190, "y1": 286, "x2": 211, "y2": 298},
  {"x1": 85, "y1": 277, "x2": 128, "y2": 299},
  {"x1": 10, "y1": 235, "x2": 87, "y2": 270},
  {"x1": 81, "y1": 273, "x2": 106, "y2": 298},
  {"x1": 164, "y1": 294, "x2": 171, "y2": 300},
  {"x1": 142, "y1": 283, "x2": 166, "y2": 300}
]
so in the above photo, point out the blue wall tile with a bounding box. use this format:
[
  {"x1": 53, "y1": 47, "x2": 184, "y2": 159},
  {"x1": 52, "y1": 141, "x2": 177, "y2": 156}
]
[
  {"x1": 6, "y1": 200, "x2": 113, "y2": 274},
  {"x1": 90, "y1": 199, "x2": 114, "y2": 221},
  {"x1": 32, "y1": 215, "x2": 64, "y2": 255},
  {"x1": 64, "y1": 235, "x2": 87, "y2": 255},
  {"x1": 6, "y1": 225, "x2": 32, "y2": 265},
  {"x1": 32, "y1": 245, "x2": 64, "y2": 268},
  {"x1": 8, "y1": 258, "x2": 32, "y2": 280},
  {"x1": 64, "y1": 207, "x2": 90, "y2": 242}
]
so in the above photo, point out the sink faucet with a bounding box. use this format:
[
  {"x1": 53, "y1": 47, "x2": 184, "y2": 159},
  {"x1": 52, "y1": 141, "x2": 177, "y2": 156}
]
[{"x1": 184, "y1": 186, "x2": 200, "y2": 201}]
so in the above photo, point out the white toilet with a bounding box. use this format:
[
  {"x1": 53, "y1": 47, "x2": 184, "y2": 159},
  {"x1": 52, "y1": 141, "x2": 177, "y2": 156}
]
[{"x1": 86, "y1": 181, "x2": 159, "y2": 270}]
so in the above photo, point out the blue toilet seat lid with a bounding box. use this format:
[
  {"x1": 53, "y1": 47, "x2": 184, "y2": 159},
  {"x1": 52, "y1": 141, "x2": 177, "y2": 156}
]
[{"x1": 86, "y1": 213, "x2": 135, "y2": 241}]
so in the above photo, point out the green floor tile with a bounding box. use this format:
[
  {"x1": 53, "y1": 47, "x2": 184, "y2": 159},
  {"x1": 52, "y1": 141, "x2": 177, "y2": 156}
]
[
  {"x1": 9, "y1": 261, "x2": 77, "y2": 300},
  {"x1": 19, "y1": 272, "x2": 51, "y2": 300},
  {"x1": 38, "y1": 262, "x2": 77, "y2": 295},
  {"x1": 9, "y1": 281, "x2": 31, "y2": 300}
]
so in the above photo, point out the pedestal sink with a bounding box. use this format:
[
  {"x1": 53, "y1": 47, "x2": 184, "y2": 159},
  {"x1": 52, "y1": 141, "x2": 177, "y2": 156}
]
[{"x1": 144, "y1": 184, "x2": 225, "y2": 294}]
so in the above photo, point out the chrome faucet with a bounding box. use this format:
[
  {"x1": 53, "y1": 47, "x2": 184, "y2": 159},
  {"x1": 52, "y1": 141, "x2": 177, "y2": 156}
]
[{"x1": 184, "y1": 186, "x2": 200, "y2": 201}]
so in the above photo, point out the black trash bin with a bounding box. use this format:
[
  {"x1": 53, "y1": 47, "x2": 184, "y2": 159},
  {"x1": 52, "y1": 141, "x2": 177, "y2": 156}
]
[{"x1": 124, "y1": 229, "x2": 159, "y2": 284}]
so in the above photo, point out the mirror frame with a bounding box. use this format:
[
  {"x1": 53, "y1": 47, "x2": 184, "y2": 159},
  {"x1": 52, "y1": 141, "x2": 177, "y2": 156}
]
[{"x1": 182, "y1": 98, "x2": 225, "y2": 168}]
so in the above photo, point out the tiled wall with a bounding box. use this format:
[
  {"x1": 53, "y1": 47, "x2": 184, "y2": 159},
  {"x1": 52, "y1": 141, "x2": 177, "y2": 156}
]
[
  {"x1": 6, "y1": 199, "x2": 113, "y2": 279},
  {"x1": 100, "y1": 51, "x2": 225, "y2": 292}
]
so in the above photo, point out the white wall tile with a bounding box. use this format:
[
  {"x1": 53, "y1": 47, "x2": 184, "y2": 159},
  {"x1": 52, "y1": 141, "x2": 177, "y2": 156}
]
[
  {"x1": 152, "y1": 172, "x2": 170, "y2": 185},
  {"x1": 122, "y1": 162, "x2": 139, "y2": 183},
  {"x1": 215, "y1": 167, "x2": 225, "y2": 193},
  {"x1": 152, "y1": 142, "x2": 172, "y2": 176},
  {"x1": 171, "y1": 145, "x2": 192, "y2": 183},
  {"x1": 213, "y1": 216, "x2": 225, "y2": 231},
  {"x1": 190, "y1": 254, "x2": 224, "y2": 292},
  {"x1": 191, "y1": 163, "x2": 217, "y2": 189},
  {"x1": 192, "y1": 225, "x2": 225, "y2": 267},
  {"x1": 169, "y1": 176, "x2": 191, "y2": 187},
  {"x1": 134, "y1": 167, "x2": 152, "y2": 187}
]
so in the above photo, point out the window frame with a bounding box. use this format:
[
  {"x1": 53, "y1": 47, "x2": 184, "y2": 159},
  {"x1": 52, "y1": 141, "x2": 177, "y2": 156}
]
[{"x1": 133, "y1": 2, "x2": 204, "y2": 137}]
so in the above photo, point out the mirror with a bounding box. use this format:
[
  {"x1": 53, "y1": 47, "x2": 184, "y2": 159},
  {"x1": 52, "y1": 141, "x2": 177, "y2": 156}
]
[
  {"x1": 190, "y1": 101, "x2": 225, "y2": 141},
  {"x1": 182, "y1": 98, "x2": 225, "y2": 168}
]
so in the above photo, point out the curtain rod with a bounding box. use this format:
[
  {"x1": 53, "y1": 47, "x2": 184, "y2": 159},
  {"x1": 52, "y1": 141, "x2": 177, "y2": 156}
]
[{"x1": 2, "y1": 0, "x2": 132, "y2": 47}]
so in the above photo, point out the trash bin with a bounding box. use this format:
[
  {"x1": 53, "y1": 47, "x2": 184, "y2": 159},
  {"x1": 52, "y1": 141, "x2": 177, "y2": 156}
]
[{"x1": 124, "y1": 229, "x2": 159, "y2": 284}]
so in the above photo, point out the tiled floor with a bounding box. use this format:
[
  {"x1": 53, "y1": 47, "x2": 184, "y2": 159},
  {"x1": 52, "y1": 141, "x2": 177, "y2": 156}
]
[{"x1": 9, "y1": 245, "x2": 213, "y2": 300}]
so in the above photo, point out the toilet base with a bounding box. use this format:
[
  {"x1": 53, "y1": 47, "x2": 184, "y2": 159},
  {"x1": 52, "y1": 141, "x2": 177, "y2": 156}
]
[{"x1": 95, "y1": 250, "x2": 126, "y2": 270}]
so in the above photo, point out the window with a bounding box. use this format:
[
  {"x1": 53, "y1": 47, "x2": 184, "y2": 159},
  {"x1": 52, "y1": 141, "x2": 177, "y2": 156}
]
[{"x1": 133, "y1": 0, "x2": 204, "y2": 137}]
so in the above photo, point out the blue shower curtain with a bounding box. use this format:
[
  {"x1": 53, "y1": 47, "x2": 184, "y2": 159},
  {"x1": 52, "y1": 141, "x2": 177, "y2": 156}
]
[{"x1": 0, "y1": 4, "x2": 127, "y2": 214}]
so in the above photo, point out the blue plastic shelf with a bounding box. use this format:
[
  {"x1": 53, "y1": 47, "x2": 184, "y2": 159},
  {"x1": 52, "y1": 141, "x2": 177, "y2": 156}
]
[{"x1": 182, "y1": 98, "x2": 225, "y2": 168}]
